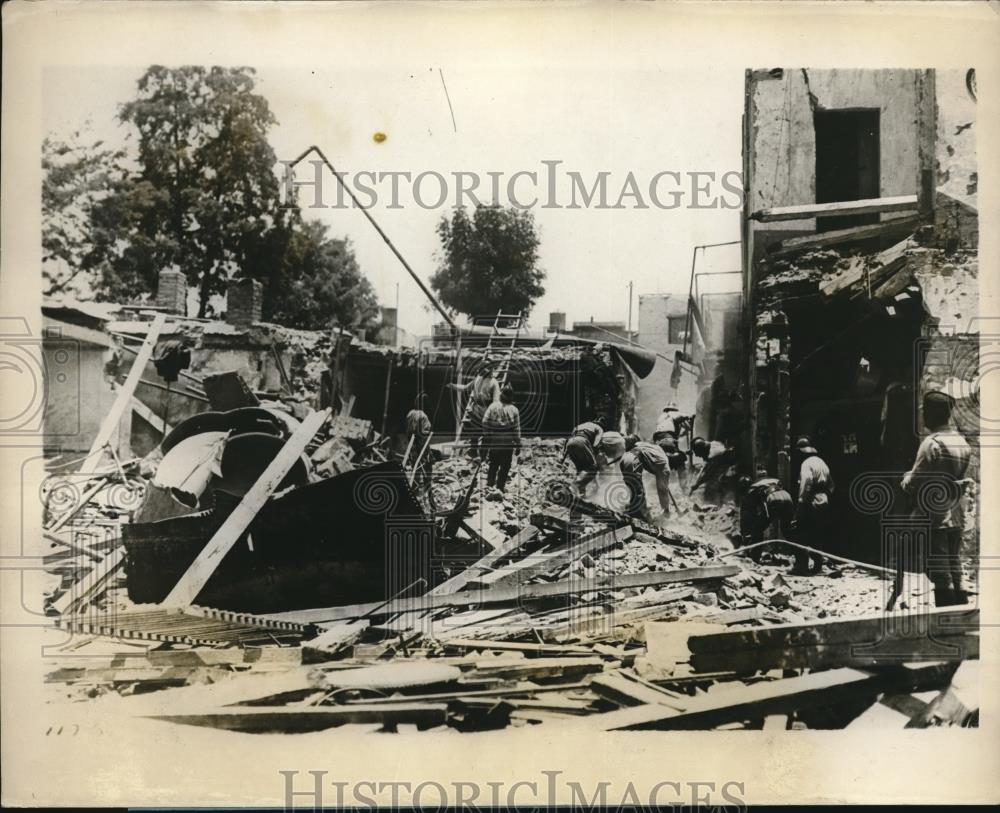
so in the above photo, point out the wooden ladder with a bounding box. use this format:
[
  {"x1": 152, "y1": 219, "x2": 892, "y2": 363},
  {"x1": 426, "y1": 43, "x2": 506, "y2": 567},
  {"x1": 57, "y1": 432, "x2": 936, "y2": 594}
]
[{"x1": 454, "y1": 310, "x2": 524, "y2": 442}]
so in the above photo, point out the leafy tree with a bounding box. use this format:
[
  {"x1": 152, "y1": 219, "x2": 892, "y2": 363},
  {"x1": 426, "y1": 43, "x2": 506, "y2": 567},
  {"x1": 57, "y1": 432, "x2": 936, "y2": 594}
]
[
  {"x1": 41, "y1": 132, "x2": 129, "y2": 297},
  {"x1": 41, "y1": 65, "x2": 381, "y2": 330},
  {"x1": 430, "y1": 204, "x2": 546, "y2": 320},
  {"x1": 266, "y1": 219, "x2": 380, "y2": 333},
  {"x1": 112, "y1": 65, "x2": 294, "y2": 315}
]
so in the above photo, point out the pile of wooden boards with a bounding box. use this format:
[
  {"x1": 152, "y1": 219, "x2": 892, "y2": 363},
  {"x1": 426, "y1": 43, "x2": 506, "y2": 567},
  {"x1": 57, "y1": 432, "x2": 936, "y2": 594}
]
[
  {"x1": 46, "y1": 606, "x2": 978, "y2": 733},
  {"x1": 45, "y1": 489, "x2": 980, "y2": 732}
]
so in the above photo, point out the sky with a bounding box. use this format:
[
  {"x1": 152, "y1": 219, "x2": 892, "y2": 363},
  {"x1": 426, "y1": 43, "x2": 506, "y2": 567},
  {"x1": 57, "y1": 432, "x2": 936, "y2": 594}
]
[{"x1": 43, "y1": 62, "x2": 744, "y2": 336}]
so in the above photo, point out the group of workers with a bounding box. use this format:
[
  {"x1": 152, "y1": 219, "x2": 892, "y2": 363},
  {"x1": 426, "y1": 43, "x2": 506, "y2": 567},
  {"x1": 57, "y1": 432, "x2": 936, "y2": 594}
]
[
  {"x1": 737, "y1": 389, "x2": 971, "y2": 605},
  {"x1": 405, "y1": 358, "x2": 523, "y2": 494},
  {"x1": 561, "y1": 403, "x2": 693, "y2": 522},
  {"x1": 402, "y1": 357, "x2": 971, "y2": 607}
]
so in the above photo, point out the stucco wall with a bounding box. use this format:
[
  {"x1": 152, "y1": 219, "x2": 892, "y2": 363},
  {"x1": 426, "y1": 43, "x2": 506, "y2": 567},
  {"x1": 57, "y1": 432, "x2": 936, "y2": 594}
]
[{"x1": 747, "y1": 68, "x2": 922, "y2": 234}]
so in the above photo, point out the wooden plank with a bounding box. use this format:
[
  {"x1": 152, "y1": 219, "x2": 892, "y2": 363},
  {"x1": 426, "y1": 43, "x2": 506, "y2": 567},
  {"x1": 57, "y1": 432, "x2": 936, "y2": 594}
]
[
  {"x1": 265, "y1": 564, "x2": 739, "y2": 625},
  {"x1": 162, "y1": 408, "x2": 331, "y2": 606},
  {"x1": 594, "y1": 667, "x2": 887, "y2": 730},
  {"x1": 685, "y1": 607, "x2": 979, "y2": 655},
  {"x1": 428, "y1": 526, "x2": 540, "y2": 595},
  {"x1": 82, "y1": 313, "x2": 167, "y2": 474},
  {"x1": 689, "y1": 634, "x2": 979, "y2": 673},
  {"x1": 131, "y1": 396, "x2": 174, "y2": 436},
  {"x1": 147, "y1": 703, "x2": 448, "y2": 733},
  {"x1": 436, "y1": 638, "x2": 593, "y2": 655},
  {"x1": 519, "y1": 525, "x2": 633, "y2": 581},
  {"x1": 751, "y1": 194, "x2": 918, "y2": 223},
  {"x1": 467, "y1": 656, "x2": 605, "y2": 681},
  {"x1": 343, "y1": 680, "x2": 593, "y2": 706},
  {"x1": 590, "y1": 673, "x2": 688, "y2": 710},
  {"x1": 769, "y1": 215, "x2": 920, "y2": 257}
]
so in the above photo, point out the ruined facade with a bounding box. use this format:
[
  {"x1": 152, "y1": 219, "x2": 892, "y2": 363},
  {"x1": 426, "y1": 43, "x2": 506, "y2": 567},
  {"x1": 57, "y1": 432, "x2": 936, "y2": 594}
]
[{"x1": 742, "y1": 68, "x2": 979, "y2": 562}]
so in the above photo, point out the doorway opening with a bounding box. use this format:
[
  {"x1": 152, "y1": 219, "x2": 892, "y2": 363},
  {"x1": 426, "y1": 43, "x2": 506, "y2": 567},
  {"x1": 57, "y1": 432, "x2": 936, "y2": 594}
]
[{"x1": 814, "y1": 109, "x2": 881, "y2": 232}]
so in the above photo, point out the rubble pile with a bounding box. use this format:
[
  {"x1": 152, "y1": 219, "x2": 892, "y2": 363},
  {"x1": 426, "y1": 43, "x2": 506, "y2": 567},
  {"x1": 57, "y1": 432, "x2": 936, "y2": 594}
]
[{"x1": 42, "y1": 416, "x2": 977, "y2": 733}]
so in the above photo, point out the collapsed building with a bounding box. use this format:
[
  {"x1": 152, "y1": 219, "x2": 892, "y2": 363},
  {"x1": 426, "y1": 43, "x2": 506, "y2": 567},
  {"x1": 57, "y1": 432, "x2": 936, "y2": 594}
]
[
  {"x1": 741, "y1": 68, "x2": 979, "y2": 565},
  {"x1": 37, "y1": 68, "x2": 979, "y2": 734}
]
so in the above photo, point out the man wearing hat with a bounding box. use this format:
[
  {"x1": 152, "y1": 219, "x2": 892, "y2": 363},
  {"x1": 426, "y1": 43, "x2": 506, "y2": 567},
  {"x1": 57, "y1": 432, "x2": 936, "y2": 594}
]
[
  {"x1": 653, "y1": 402, "x2": 680, "y2": 442},
  {"x1": 619, "y1": 434, "x2": 674, "y2": 520},
  {"x1": 448, "y1": 358, "x2": 501, "y2": 457},
  {"x1": 561, "y1": 416, "x2": 606, "y2": 497},
  {"x1": 793, "y1": 436, "x2": 834, "y2": 575},
  {"x1": 901, "y1": 390, "x2": 972, "y2": 606}
]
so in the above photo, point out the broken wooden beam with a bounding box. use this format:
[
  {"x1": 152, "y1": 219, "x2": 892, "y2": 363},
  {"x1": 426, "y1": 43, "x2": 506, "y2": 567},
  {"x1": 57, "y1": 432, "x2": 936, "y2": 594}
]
[
  {"x1": 147, "y1": 703, "x2": 448, "y2": 733},
  {"x1": 751, "y1": 194, "x2": 918, "y2": 223},
  {"x1": 162, "y1": 408, "x2": 331, "y2": 606},
  {"x1": 685, "y1": 607, "x2": 979, "y2": 672},
  {"x1": 82, "y1": 313, "x2": 168, "y2": 475},
  {"x1": 767, "y1": 215, "x2": 921, "y2": 257},
  {"x1": 267, "y1": 564, "x2": 739, "y2": 625},
  {"x1": 593, "y1": 661, "x2": 952, "y2": 731},
  {"x1": 686, "y1": 606, "x2": 978, "y2": 653},
  {"x1": 590, "y1": 672, "x2": 688, "y2": 710},
  {"x1": 475, "y1": 525, "x2": 633, "y2": 591}
]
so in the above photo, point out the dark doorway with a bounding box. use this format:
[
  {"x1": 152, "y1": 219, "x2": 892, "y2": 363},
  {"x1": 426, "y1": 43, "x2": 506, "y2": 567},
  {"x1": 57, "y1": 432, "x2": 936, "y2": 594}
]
[{"x1": 814, "y1": 109, "x2": 881, "y2": 232}]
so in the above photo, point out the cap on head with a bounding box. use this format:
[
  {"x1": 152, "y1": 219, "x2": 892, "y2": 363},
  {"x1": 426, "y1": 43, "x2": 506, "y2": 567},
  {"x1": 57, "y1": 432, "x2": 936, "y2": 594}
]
[
  {"x1": 691, "y1": 437, "x2": 709, "y2": 456},
  {"x1": 923, "y1": 389, "x2": 953, "y2": 428},
  {"x1": 795, "y1": 436, "x2": 818, "y2": 456},
  {"x1": 663, "y1": 402, "x2": 679, "y2": 413},
  {"x1": 600, "y1": 431, "x2": 626, "y2": 463}
]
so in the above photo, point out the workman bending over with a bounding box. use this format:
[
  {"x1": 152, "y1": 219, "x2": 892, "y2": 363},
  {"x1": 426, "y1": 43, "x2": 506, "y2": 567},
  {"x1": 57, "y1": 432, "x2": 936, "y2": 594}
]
[
  {"x1": 619, "y1": 434, "x2": 674, "y2": 521},
  {"x1": 562, "y1": 417, "x2": 607, "y2": 497}
]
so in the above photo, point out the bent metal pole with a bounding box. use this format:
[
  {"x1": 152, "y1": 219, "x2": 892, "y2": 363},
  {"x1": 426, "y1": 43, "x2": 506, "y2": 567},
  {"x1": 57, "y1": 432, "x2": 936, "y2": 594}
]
[{"x1": 286, "y1": 145, "x2": 456, "y2": 331}]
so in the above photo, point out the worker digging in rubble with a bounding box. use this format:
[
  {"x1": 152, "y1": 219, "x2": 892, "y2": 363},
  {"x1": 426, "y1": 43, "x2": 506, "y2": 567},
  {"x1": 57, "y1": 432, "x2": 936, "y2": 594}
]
[
  {"x1": 482, "y1": 385, "x2": 522, "y2": 494},
  {"x1": 619, "y1": 434, "x2": 674, "y2": 521},
  {"x1": 792, "y1": 435, "x2": 834, "y2": 576},
  {"x1": 404, "y1": 392, "x2": 434, "y2": 487},
  {"x1": 447, "y1": 358, "x2": 500, "y2": 458},
  {"x1": 689, "y1": 436, "x2": 736, "y2": 504},
  {"x1": 901, "y1": 390, "x2": 972, "y2": 607},
  {"x1": 651, "y1": 402, "x2": 690, "y2": 490},
  {"x1": 738, "y1": 473, "x2": 795, "y2": 564},
  {"x1": 560, "y1": 416, "x2": 607, "y2": 498}
]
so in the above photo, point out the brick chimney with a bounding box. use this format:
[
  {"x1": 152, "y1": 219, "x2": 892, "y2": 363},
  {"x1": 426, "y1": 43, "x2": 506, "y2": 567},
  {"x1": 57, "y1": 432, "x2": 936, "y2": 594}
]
[
  {"x1": 156, "y1": 268, "x2": 187, "y2": 315},
  {"x1": 226, "y1": 278, "x2": 263, "y2": 328}
]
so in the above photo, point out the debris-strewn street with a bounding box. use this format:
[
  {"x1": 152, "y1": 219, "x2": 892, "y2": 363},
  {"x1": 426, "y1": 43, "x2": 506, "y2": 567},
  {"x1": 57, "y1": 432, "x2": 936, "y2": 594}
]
[
  {"x1": 43, "y1": 431, "x2": 976, "y2": 733},
  {"x1": 32, "y1": 65, "x2": 980, "y2": 740}
]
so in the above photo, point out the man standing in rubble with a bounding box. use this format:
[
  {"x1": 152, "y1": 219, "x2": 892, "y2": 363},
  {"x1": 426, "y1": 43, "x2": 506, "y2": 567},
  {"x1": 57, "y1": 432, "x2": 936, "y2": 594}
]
[
  {"x1": 792, "y1": 436, "x2": 834, "y2": 575},
  {"x1": 901, "y1": 390, "x2": 972, "y2": 606},
  {"x1": 561, "y1": 416, "x2": 607, "y2": 497},
  {"x1": 482, "y1": 385, "x2": 522, "y2": 494},
  {"x1": 619, "y1": 434, "x2": 674, "y2": 521},
  {"x1": 447, "y1": 358, "x2": 500, "y2": 457}
]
